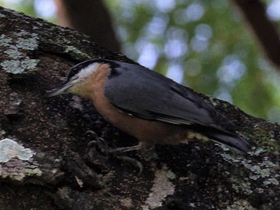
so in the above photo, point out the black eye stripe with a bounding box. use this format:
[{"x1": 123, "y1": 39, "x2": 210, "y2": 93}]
[
  {"x1": 66, "y1": 60, "x2": 97, "y2": 81},
  {"x1": 65, "y1": 59, "x2": 121, "y2": 83}
]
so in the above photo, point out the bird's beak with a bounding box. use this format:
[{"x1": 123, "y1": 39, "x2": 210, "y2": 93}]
[{"x1": 46, "y1": 82, "x2": 73, "y2": 97}]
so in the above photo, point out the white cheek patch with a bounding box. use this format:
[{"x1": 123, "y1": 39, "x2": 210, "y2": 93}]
[{"x1": 76, "y1": 63, "x2": 100, "y2": 81}]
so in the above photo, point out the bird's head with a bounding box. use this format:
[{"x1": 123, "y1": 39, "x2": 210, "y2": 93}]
[{"x1": 47, "y1": 59, "x2": 116, "y2": 98}]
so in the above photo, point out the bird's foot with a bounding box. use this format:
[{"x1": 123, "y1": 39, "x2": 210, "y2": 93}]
[
  {"x1": 86, "y1": 131, "x2": 143, "y2": 174},
  {"x1": 86, "y1": 131, "x2": 110, "y2": 155},
  {"x1": 86, "y1": 130, "x2": 140, "y2": 154}
]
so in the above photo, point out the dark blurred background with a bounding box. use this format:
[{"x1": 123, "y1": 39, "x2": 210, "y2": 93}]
[{"x1": 2, "y1": 0, "x2": 280, "y2": 122}]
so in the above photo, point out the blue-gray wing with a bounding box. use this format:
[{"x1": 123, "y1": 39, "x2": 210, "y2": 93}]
[{"x1": 104, "y1": 62, "x2": 235, "y2": 131}]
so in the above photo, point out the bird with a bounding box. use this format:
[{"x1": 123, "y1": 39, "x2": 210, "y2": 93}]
[{"x1": 47, "y1": 58, "x2": 256, "y2": 154}]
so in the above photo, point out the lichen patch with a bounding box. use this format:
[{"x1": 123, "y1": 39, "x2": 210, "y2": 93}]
[
  {"x1": 142, "y1": 165, "x2": 175, "y2": 210},
  {"x1": 0, "y1": 138, "x2": 34, "y2": 162}
]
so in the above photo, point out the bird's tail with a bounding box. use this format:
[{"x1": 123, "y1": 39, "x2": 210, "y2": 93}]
[
  {"x1": 208, "y1": 131, "x2": 255, "y2": 154},
  {"x1": 190, "y1": 126, "x2": 256, "y2": 154}
]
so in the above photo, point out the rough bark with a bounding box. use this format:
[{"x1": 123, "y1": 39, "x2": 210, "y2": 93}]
[
  {"x1": 54, "y1": 0, "x2": 121, "y2": 52},
  {"x1": 231, "y1": 0, "x2": 280, "y2": 69},
  {"x1": 0, "y1": 7, "x2": 279, "y2": 210}
]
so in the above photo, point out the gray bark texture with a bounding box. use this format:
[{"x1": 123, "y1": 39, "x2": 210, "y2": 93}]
[{"x1": 0, "y1": 7, "x2": 279, "y2": 210}]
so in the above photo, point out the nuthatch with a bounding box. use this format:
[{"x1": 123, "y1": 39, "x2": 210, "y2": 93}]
[{"x1": 47, "y1": 59, "x2": 256, "y2": 154}]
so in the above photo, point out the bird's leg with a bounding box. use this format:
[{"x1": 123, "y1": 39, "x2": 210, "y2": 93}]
[
  {"x1": 106, "y1": 141, "x2": 158, "y2": 161},
  {"x1": 107, "y1": 144, "x2": 140, "y2": 154},
  {"x1": 87, "y1": 131, "x2": 158, "y2": 159},
  {"x1": 86, "y1": 131, "x2": 144, "y2": 174},
  {"x1": 86, "y1": 130, "x2": 140, "y2": 154}
]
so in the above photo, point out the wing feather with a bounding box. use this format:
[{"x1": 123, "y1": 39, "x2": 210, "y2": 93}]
[{"x1": 104, "y1": 62, "x2": 235, "y2": 132}]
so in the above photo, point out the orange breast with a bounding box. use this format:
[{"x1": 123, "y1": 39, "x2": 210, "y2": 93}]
[{"x1": 86, "y1": 64, "x2": 186, "y2": 147}]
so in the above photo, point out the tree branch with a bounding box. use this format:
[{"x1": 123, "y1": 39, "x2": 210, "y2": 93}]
[
  {"x1": 54, "y1": 0, "x2": 121, "y2": 52},
  {"x1": 231, "y1": 0, "x2": 280, "y2": 69},
  {"x1": 0, "y1": 6, "x2": 279, "y2": 210}
]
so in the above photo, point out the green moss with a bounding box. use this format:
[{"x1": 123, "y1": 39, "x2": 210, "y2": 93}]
[
  {"x1": 166, "y1": 170, "x2": 176, "y2": 180},
  {"x1": 12, "y1": 174, "x2": 25, "y2": 181},
  {"x1": 245, "y1": 128, "x2": 279, "y2": 154},
  {"x1": 22, "y1": 168, "x2": 43, "y2": 177},
  {"x1": 5, "y1": 166, "x2": 43, "y2": 182},
  {"x1": 65, "y1": 46, "x2": 91, "y2": 59}
]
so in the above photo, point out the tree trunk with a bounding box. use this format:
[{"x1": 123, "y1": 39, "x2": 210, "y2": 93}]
[
  {"x1": 0, "y1": 7, "x2": 279, "y2": 210},
  {"x1": 54, "y1": 0, "x2": 121, "y2": 52},
  {"x1": 231, "y1": 0, "x2": 280, "y2": 69}
]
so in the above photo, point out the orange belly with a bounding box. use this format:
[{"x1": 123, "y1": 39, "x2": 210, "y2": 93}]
[{"x1": 84, "y1": 64, "x2": 187, "y2": 147}]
